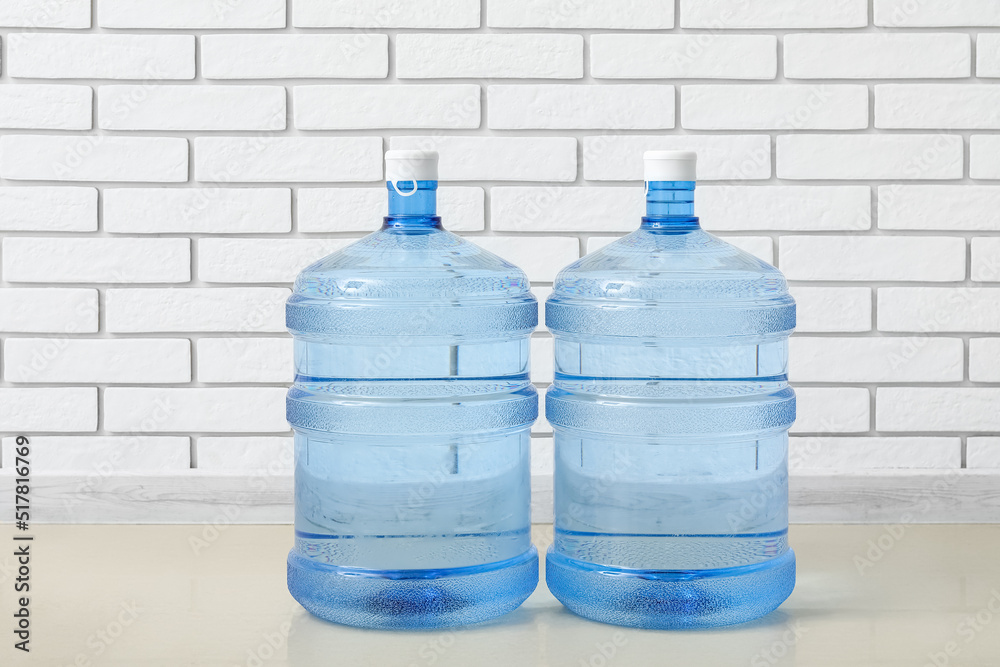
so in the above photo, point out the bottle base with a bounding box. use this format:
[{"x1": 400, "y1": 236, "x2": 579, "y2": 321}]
[
  {"x1": 545, "y1": 546, "x2": 795, "y2": 629},
  {"x1": 287, "y1": 547, "x2": 539, "y2": 629}
]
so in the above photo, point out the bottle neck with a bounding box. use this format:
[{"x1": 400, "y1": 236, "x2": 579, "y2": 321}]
[
  {"x1": 642, "y1": 181, "x2": 699, "y2": 231},
  {"x1": 384, "y1": 180, "x2": 441, "y2": 228}
]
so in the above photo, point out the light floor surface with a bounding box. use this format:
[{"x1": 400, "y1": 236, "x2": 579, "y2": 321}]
[{"x1": 1, "y1": 524, "x2": 998, "y2": 666}]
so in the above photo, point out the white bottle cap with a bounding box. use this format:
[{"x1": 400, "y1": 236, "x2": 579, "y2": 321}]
[
  {"x1": 385, "y1": 150, "x2": 438, "y2": 182},
  {"x1": 643, "y1": 150, "x2": 697, "y2": 182}
]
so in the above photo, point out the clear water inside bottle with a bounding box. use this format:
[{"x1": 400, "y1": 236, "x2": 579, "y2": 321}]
[
  {"x1": 545, "y1": 180, "x2": 796, "y2": 628},
  {"x1": 286, "y1": 179, "x2": 539, "y2": 628}
]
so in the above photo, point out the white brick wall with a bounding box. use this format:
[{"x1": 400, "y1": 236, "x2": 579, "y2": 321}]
[
  {"x1": 99, "y1": 0, "x2": 286, "y2": 29},
  {"x1": 8, "y1": 34, "x2": 195, "y2": 79},
  {"x1": 294, "y1": 85, "x2": 480, "y2": 130},
  {"x1": 1, "y1": 135, "x2": 189, "y2": 182},
  {"x1": 681, "y1": 0, "x2": 866, "y2": 29},
  {"x1": 396, "y1": 34, "x2": 583, "y2": 79},
  {"x1": 295, "y1": 0, "x2": 479, "y2": 29},
  {"x1": 489, "y1": 0, "x2": 673, "y2": 29},
  {"x1": 0, "y1": 0, "x2": 91, "y2": 28},
  {"x1": 591, "y1": 35, "x2": 776, "y2": 79},
  {"x1": 0, "y1": 1, "x2": 998, "y2": 522},
  {"x1": 783, "y1": 34, "x2": 971, "y2": 79},
  {"x1": 0, "y1": 85, "x2": 92, "y2": 130},
  {"x1": 98, "y1": 86, "x2": 286, "y2": 131}
]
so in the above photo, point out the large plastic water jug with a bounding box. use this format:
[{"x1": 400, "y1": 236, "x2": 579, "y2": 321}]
[
  {"x1": 286, "y1": 150, "x2": 539, "y2": 629},
  {"x1": 544, "y1": 151, "x2": 796, "y2": 628}
]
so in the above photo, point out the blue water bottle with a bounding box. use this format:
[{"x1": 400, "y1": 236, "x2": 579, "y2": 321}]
[
  {"x1": 285, "y1": 150, "x2": 539, "y2": 629},
  {"x1": 545, "y1": 151, "x2": 796, "y2": 628}
]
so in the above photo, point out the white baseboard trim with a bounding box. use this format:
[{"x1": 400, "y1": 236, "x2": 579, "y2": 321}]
[{"x1": 1, "y1": 471, "x2": 997, "y2": 524}]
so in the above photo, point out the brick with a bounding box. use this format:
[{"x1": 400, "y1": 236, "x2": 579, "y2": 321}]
[
  {"x1": 105, "y1": 188, "x2": 291, "y2": 234},
  {"x1": 202, "y1": 35, "x2": 388, "y2": 79},
  {"x1": 197, "y1": 338, "x2": 292, "y2": 383},
  {"x1": 529, "y1": 336, "x2": 553, "y2": 385},
  {"x1": 1, "y1": 436, "x2": 189, "y2": 472},
  {"x1": 194, "y1": 137, "x2": 382, "y2": 183},
  {"x1": 295, "y1": 0, "x2": 478, "y2": 27},
  {"x1": 790, "y1": 387, "x2": 870, "y2": 434},
  {"x1": 474, "y1": 237, "x2": 579, "y2": 282},
  {"x1": 879, "y1": 186, "x2": 1000, "y2": 230},
  {"x1": 198, "y1": 238, "x2": 352, "y2": 283},
  {"x1": 780, "y1": 236, "x2": 965, "y2": 282},
  {"x1": 105, "y1": 388, "x2": 287, "y2": 433},
  {"x1": 583, "y1": 135, "x2": 770, "y2": 181},
  {"x1": 4, "y1": 339, "x2": 191, "y2": 383},
  {"x1": 99, "y1": 0, "x2": 285, "y2": 28},
  {"x1": 971, "y1": 136, "x2": 1000, "y2": 179},
  {"x1": 722, "y1": 237, "x2": 774, "y2": 264},
  {"x1": 0, "y1": 85, "x2": 92, "y2": 130},
  {"x1": 876, "y1": 85, "x2": 1000, "y2": 129},
  {"x1": 0, "y1": 388, "x2": 96, "y2": 432},
  {"x1": 967, "y1": 438, "x2": 1000, "y2": 468},
  {"x1": 3, "y1": 238, "x2": 190, "y2": 283},
  {"x1": 776, "y1": 135, "x2": 963, "y2": 180},
  {"x1": 683, "y1": 85, "x2": 867, "y2": 130},
  {"x1": 492, "y1": 187, "x2": 637, "y2": 233},
  {"x1": 106, "y1": 288, "x2": 288, "y2": 333},
  {"x1": 790, "y1": 437, "x2": 960, "y2": 471},
  {"x1": 784, "y1": 34, "x2": 970, "y2": 79},
  {"x1": 0, "y1": 135, "x2": 188, "y2": 182},
  {"x1": 591, "y1": 35, "x2": 776, "y2": 79},
  {"x1": 8, "y1": 34, "x2": 194, "y2": 80},
  {"x1": 294, "y1": 85, "x2": 479, "y2": 130},
  {"x1": 877, "y1": 388, "x2": 1000, "y2": 432},
  {"x1": 970, "y1": 338, "x2": 1000, "y2": 382},
  {"x1": 789, "y1": 337, "x2": 963, "y2": 383},
  {"x1": 396, "y1": 34, "x2": 582, "y2": 79},
  {"x1": 99, "y1": 85, "x2": 286, "y2": 131},
  {"x1": 700, "y1": 186, "x2": 871, "y2": 231},
  {"x1": 0, "y1": 0, "x2": 90, "y2": 27},
  {"x1": 0, "y1": 187, "x2": 97, "y2": 232},
  {"x1": 0, "y1": 289, "x2": 98, "y2": 333},
  {"x1": 298, "y1": 187, "x2": 484, "y2": 232},
  {"x1": 489, "y1": 0, "x2": 671, "y2": 28},
  {"x1": 875, "y1": 0, "x2": 1000, "y2": 26},
  {"x1": 390, "y1": 137, "x2": 576, "y2": 182},
  {"x1": 878, "y1": 288, "x2": 1000, "y2": 332},
  {"x1": 790, "y1": 287, "x2": 872, "y2": 333},
  {"x1": 979, "y1": 34, "x2": 1000, "y2": 77},
  {"x1": 972, "y1": 238, "x2": 1000, "y2": 282},
  {"x1": 196, "y1": 437, "x2": 292, "y2": 472},
  {"x1": 682, "y1": 0, "x2": 865, "y2": 28},
  {"x1": 489, "y1": 85, "x2": 674, "y2": 130}
]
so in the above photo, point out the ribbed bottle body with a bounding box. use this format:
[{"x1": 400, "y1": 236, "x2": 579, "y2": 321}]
[
  {"x1": 545, "y1": 179, "x2": 796, "y2": 628},
  {"x1": 286, "y1": 177, "x2": 538, "y2": 628}
]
